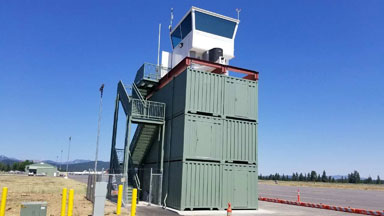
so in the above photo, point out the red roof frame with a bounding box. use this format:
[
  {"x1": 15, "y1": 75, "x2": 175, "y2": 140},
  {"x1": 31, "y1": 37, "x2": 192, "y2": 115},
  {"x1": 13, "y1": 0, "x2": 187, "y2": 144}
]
[{"x1": 147, "y1": 57, "x2": 259, "y2": 99}]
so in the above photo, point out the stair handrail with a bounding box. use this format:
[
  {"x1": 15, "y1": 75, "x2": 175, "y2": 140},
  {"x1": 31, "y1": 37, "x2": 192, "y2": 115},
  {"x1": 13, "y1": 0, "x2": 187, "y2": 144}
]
[
  {"x1": 132, "y1": 83, "x2": 146, "y2": 105},
  {"x1": 128, "y1": 151, "x2": 141, "y2": 191}
]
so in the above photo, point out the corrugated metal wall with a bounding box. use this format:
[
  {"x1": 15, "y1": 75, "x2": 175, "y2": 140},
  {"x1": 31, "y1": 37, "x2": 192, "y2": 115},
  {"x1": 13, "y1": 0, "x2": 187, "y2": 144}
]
[
  {"x1": 223, "y1": 119, "x2": 257, "y2": 164},
  {"x1": 180, "y1": 161, "x2": 222, "y2": 210}
]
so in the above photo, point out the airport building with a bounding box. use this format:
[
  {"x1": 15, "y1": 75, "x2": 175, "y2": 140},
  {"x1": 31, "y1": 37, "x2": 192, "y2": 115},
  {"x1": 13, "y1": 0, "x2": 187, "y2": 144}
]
[{"x1": 25, "y1": 163, "x2": 58, "y2": 177}]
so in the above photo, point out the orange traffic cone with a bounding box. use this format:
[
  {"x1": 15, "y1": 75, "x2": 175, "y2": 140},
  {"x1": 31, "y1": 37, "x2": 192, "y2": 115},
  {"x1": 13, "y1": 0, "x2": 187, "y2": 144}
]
[
  {"x1": 227, "y1": 202, "x2": 232, "y2": 216},
  {"x1": 297, "y1": 188, "x2": 300, "y2": 203}
]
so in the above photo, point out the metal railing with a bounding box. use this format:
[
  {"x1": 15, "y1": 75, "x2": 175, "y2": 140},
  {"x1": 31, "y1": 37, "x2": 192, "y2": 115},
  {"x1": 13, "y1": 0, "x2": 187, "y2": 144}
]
[
  {"x1": 134, "y1": 63, "x2": 170, "y2": 85},
  {"x1": 130, "y1": 98, "x2": 165, "y2": 121}
]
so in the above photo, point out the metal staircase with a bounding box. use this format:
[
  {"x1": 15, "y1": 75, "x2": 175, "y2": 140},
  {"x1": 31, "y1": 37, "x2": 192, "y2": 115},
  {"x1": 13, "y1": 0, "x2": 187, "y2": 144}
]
[{"x1": 108, "y1": 63, "x2": 168, "y2": 204}]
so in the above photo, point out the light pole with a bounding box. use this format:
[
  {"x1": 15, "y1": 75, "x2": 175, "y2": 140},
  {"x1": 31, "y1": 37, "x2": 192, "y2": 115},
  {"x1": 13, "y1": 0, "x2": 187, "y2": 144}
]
[
  {"x1": 94, "y1": 84, "x2": 104, "y2": 174},
  {"x1": 66, "y1": 136, "x2": 71, "y2": 176},
  {"x1": 60, "y1": 149, "x2": 63, "y2": 171}
]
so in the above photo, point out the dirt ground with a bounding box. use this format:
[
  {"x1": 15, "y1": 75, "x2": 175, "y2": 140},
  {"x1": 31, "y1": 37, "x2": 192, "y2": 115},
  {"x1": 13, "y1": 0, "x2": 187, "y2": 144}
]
[
  {"x1": 259, "y1": 180, "x2": 384, "y2": 191},
  {"x1": 0, "y1": 175, "x2": 129, "y2": 216}
]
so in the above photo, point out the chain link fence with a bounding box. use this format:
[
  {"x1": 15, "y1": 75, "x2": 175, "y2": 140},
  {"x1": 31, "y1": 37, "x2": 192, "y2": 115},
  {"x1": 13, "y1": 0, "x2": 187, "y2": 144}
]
[{"x1": 86, "y1": 169, "x2": 163, "y2": 206}]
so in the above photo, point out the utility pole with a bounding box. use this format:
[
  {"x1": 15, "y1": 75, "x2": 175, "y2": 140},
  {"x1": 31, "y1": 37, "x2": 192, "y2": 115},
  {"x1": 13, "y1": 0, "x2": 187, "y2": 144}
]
[
  {"x1": 94, "y1": 84, "x2": 104, "y2": 174},
  {"x1": 66, "y1": 136, "x2": 71, "y2": 176},
  {"x1": 157, "y1": 23, "x2": 161, "y2": 67},
  {"x1": 60, "y1": 149, "x2": 63, "y2": 171}
]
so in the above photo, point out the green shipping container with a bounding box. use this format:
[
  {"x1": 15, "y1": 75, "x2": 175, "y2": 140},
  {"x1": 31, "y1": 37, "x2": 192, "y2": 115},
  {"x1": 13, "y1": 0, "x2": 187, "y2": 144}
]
[
  {"x1": 144, "y1": 115, "x2": 258, "y2": 164},
  {"x1": 163, "y1": 161, "x2": 222, "y2": 210},
  {"x1": 224, "y1": 76, "x2": 258, "y2": 121},
  {"x1": 162, "y1": 161, "x2": 258, "y2": 210},
  {"x1": 151, "y1": 67, "x2": 258, "y2": 121},
  {"x1": 173, "y1": 68, "x2": 224, "y2": 117},
  {"x1": 223, "y1": 119, "x2": 258, "y2": 164}
]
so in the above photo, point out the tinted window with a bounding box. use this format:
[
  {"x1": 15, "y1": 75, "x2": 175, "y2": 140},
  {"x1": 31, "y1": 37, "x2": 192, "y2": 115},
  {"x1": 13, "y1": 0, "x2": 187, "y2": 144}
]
[
  {"x1": 171, "y1": 26, "x2": 182, "y2": 48},
  {"x1": 180, "y1": 13, "x2": 192, "y2": 38},
  {"x1": 195, "y1": 11, "x2": 236, "y2": 39},
  {"x1": 171, "y1": 13, "x2": 192, "y2": 48}
]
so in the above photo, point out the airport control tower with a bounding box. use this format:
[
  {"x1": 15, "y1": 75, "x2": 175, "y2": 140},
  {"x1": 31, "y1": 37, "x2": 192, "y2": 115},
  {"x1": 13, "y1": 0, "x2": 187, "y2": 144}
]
[{"x1": 108, "y1": 6, "x2": 258, "y2": 211}]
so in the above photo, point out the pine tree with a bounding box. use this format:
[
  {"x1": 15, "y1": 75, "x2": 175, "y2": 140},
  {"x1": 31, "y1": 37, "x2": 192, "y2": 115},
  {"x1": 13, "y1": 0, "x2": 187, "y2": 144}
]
[
  {"x1": 292, "y1": 173, "x2": 297, "y2": 181},
  {"x1": 321, "y1": 170, "x2": 327, "y2": 182},
  {"x1": 366, "y1": 176, "x2": 373, "y2": 184},
  {"x1": 377, "y1": 176, "x2": 381, "y2": 184},
  {"x1": 310, "y1": 171, "x2": 317, "y2": 181},
  {"x1": 299, "y1": 173, "x2": 304, "y2": 181}
]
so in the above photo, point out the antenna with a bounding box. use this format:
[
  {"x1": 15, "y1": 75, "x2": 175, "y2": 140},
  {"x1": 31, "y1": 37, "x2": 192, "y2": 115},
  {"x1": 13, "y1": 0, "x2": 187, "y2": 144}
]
[
  {"x1": 169, "y1": 8, "x2": 174, "y2": 32},
  {"x1": 236, "y1": 8, "x2": 241, "y2": 21},
  {"x1": 157, "y1": 23, "x2": 161, "y2": 67}
]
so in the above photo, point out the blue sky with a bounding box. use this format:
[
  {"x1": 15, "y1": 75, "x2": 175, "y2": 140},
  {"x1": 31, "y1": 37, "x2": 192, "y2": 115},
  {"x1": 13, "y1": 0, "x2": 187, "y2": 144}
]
[{"x1": 0, "y1": 0, "x2": 383, "y2": 177}]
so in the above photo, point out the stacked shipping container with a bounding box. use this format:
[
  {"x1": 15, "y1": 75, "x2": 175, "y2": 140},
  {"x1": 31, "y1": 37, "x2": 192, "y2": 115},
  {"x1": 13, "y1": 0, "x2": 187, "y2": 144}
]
[{"x1": 142, "y1": 67, "x2": 258, "y2": 210}]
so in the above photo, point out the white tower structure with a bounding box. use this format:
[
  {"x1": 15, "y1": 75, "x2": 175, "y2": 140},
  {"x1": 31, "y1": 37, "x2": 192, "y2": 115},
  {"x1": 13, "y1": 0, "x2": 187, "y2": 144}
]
[{"x1": 161, "y1": 7, "x2": 240, "y2": 76}]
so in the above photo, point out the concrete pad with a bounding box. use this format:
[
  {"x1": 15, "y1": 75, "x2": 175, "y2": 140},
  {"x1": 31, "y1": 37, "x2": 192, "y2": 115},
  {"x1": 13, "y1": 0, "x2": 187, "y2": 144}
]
[{"x1": 134, "y1": 201, "x2": 354, "y2": 215}]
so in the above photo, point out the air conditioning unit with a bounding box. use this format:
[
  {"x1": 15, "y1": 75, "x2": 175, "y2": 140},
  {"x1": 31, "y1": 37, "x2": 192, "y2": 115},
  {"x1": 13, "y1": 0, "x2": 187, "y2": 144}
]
[{"x1": 20, "y1": 202, "x2": 47, "y2": 216}]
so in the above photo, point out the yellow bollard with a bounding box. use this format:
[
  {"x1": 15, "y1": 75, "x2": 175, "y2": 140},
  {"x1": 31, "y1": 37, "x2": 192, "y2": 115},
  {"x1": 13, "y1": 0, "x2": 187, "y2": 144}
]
[
  {"x1": 0, "y1": 187, "x2": 8, "y2": 216},
  {"x1": 130, "y1": 188, "x2": 137, "y2": 216},
  {"x1": 67, "y1": 189, "x2": 74, "y2": 216},
  {"x1": 116, "y1": 185, "x2": 123, "y2": 215},
  {"x1": 60, "y1": 188, "x2": 67, "y2": 216}
]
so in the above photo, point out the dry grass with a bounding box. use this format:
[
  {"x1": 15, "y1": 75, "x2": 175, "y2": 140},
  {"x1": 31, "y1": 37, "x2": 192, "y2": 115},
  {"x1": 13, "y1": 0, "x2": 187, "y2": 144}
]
[
  {"x1": 259, "y1": 180, "x2": 384, "y2": 191},
  {"x1": 0, "y1": 175, "x2": 129, "y2": 216}
]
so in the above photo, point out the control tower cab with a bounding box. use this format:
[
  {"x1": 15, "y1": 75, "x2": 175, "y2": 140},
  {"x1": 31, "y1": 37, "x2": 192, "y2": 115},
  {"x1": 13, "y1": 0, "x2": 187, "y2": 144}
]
[{"x1": 162, "y1": 7, "x2": 240, "y2": 75}]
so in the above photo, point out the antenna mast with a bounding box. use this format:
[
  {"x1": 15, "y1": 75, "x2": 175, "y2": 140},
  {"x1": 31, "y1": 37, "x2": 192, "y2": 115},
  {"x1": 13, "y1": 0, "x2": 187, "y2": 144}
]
[
  {"x1": 169, "y1": 8, "x2": 174, "y2": 32},
  {"x1": 157, "y1": 23, "x2": 161, "y2": 67},
  {"x1": 236, "y1": 8, "x2": 241, "y2": 21}
]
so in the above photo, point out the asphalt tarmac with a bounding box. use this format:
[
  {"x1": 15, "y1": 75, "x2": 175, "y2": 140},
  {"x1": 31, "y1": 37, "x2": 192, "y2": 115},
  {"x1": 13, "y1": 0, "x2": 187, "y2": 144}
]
[
  {"x1": 69, "y1": 175, "x2": 384, "y2": 215},
  {"x1": 259, "y1": 183, "x2": 384, "y2": 211}
]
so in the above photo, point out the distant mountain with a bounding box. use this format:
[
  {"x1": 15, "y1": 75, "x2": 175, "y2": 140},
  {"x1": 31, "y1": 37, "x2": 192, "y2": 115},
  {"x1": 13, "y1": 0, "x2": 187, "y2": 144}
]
[
  {"x1": 42, "y1": 159, "x2": 92, "y2": 165},
  {"x1": 0, "y1": 155, "x2": 108, "y2": 171},
  {"x1": 0, "y1": 155, "x2": 20, "y2": 165},
  {"x1": 331, "y1": 175, "x2": 347, "y2": 180},
  {"x1": 43, "y1": 160, "x2": 109, "y2": 172}
]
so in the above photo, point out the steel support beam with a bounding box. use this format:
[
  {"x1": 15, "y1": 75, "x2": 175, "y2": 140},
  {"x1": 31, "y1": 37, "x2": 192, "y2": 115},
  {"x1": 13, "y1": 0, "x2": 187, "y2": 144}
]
[
  {"x1": 122, "y1": 115, "x2": 132, "y2": 203},
  {"x1": 107, "y1": 93, "x2": 120, "y2": 198},
  {"x1": 159, "y1": 123, "x2": 165, "y2": 206}
]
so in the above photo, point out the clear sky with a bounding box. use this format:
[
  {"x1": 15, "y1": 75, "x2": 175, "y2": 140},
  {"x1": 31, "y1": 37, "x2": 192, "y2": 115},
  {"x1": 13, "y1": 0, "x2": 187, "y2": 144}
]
[{"x1": 1, "y1": 0, "x2": 383, "y2": 177}]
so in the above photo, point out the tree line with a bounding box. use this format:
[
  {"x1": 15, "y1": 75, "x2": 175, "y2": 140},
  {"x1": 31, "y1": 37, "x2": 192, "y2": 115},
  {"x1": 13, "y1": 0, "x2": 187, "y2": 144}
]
[
  {"x1": 0, "y1": 160, "x2": 33, "y2": 172},
  {"x1": 259, "y1": 170, "x2": 383, "y2": 184}
]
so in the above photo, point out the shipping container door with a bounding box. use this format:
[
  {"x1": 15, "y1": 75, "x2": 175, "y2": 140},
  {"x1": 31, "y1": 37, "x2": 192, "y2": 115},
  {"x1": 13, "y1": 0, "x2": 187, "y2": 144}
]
[
  {"x1": 234, "y1": 170, "x2": 248, "y2": 208},
  {"x1": 184, "y1": 115, "x2": 221, "y2": 161},
  {"x1": 234, "y1": 82, "x2": 248, "y2": 118}
]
